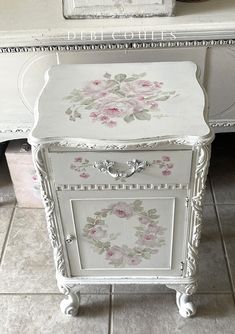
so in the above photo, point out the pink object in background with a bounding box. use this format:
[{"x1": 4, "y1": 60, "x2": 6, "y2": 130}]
[{"x1": 5, "y1": 140, "x2": 43, "y2": 208}]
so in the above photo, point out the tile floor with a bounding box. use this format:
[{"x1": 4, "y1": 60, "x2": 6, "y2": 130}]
[{"x1": 0, "y1": 133, "x2": 235, "y2": 334}]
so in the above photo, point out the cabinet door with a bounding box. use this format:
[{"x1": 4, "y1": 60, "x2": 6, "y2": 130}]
[{"x1": 57, "y1": 189, "x2": 189, "y2": 278}]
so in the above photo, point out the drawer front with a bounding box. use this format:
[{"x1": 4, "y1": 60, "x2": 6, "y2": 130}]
[
  {"x1": 49, "y1": 150, "x2": 192, "y2": 186},
  {"x1": 57, "y1": 189, "x2": 188, "y2": 277}
]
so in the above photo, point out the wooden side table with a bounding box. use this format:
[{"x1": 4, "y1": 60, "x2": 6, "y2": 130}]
[{"x1": 29, "y1": 61, "x2": 214, "y2": 318}]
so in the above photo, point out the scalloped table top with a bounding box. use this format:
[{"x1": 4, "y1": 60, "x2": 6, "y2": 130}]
[{"x1": 30, "y1": 61, "x2": 211, "y2": 145}]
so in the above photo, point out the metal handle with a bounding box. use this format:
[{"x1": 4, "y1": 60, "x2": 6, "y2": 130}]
[
  {"x1": 65, "y1": 234, "x2": 75, "y2": 245},
  {"x1": 93, "y1": 159, "x2": 149, "y2": 180}
]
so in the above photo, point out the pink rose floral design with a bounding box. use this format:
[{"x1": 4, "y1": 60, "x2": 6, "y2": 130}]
[
  {"x1": 83, "y1": 200, "x2": 166, "y2": 268},
  {"x1": 87, "y1": 226, "x2": 107, "y2": 240},
  {"x1": 162, "y1": 170, "x2": 171, "y2": 176},
  {"x1": 139, "y1": 216, "x2": 151, "y2": 225},
  {"x1": 70, "y1": 156, "x2": 93, "y2": 179},
  {"x1": 82, "y1": 79, "x2": 115, "y2": 99},
  {"x1": 64, "y1": 72, "x2": 176, "y2": 127},
  {"x1": 105, "y1": 246, "x2": 125, "y2": 266},
  {"x1": 122, "y1": 80, "x2": 163, "y2": 96},
  {"x1": 126, "y1": 255, "x2": 142, "y2": 266},
  {"x1": 146, "y1": 223, "x2": 163, "y2": 234},
  {"x1": 111, "y1": 202, "x2": 133, "y2": 219},
  {"x1": 79, "y1": 172, "x2": 90, "y2": 179},
  {"x1": 152, "y1": 156, "x2": 174, "y2": 176},
  {"x1": 137, "y1": 233, "x2": 158, "y2": 248}
]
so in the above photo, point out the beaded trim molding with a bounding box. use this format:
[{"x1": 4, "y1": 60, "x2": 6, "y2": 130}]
[
  {"x1": 56, "y1": 183, "x2": 189, "y2": 191},
  {"x1": 0, "y1": 39, "x2": 234, "y2": 53}
]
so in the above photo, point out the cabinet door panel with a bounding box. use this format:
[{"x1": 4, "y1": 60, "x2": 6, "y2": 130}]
[{"x1": 57, "y1": 189, "x2": 188, "y2": 278}]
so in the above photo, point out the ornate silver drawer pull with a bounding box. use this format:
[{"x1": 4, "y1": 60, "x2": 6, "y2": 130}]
[{"x1": 93, "y1": 159, "x2": 150, "y2": 180}]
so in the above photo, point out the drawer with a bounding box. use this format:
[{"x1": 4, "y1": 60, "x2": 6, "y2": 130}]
[
  {"x1": 49, "y1": 150, "x2": 192, "y2": 186},
  {"x1": 57, "y1": 189, "x2": 188, "y2": 277}
]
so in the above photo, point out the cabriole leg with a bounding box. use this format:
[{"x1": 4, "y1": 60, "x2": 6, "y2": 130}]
[
  {"x1": 58, "y1": 283, "x2": 80, "y2": 317},
  {"x1": 176, "y1": 291, "x2": 196, "y2": 318},
  {"x1": 60, "y1": 290, "x2": 80, "y2": 316},
  {"x1": 166, "y1": 283, "x2": 197, "y2": 318}
]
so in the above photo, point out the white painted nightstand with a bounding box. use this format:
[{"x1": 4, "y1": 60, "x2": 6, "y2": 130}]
[{"x1": 28, "y1": 61, "x2": 214, "y2": 318}]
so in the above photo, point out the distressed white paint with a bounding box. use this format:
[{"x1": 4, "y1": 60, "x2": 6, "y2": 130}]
[
  {"x1": 29, "y1": 61, "x2": 213, "y2": 317},
  {"x1": 0, "y1": 0, "x2": 235, "y2": 47}
]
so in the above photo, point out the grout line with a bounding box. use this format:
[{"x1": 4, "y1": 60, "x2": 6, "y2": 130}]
[
  {"x1": 214, "y1": 203, "x2": 235, "y2": 206},
  {"x1": 0, "y1": 291, "x2": 233, "y2": 296},
  {"x1": 215, "y1": 206, "x2": 235, "y2": 305},
  {"x1": 0, "y1": 292, "x2": 61, "y2": 296},
  {"x1": 0, "y1": 205, "x2": 16, "y2": 266},
  {"x1": 210, "y1": 178, "x2": 235, "y2": 304},
  {"x1": 108, "y1": 285, "x2": 114, "y2": 334},
  {"x1": 109, "y1": 291, "x2": 232, "y2": 295}
]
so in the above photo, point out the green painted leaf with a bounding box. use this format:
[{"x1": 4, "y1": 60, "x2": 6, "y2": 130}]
[
  {"x1": 113, "y1": 90, "x2": 126, "y2": 97},
  {"x1": 69, "y1": 115, "x2": 76, "y2": 121},
  {"x1": 85, "y1": 105, "x2": 94, "y2": 110},
  {"x1": 148, "y1": 209, "x2": 157, "y2": 215},
  {"x1": 104, "y1": 72, "x2": 111, "y2": 79},
  {"x1": 134, "y1": 111, "x2": 151, "y2": 121},
  {"x1": 81, "y1": 98, "x2": 94, "y2": 105},
  {"x1": 156, "y1": 96, "x2": 170, "y2": 101},
  {"x1": 124, "y1": 77, "x2": 137, "y2": 82},
  {"x1": 87, "y1": 217, "x2": 95, "y2": 223},
  {"x1": 74, "y1": 111, "x2": 81, "y2": 118},
  {"x1": 114, "y1": 73, "x2": 127, "y2": 82},
  {"x1": 143, "y1": 253, "x2": 151, "y2": 259},
  {"x1": 124, "y1": 114, "x2": 135, "y2": 123},
  {"x1": 65, "y1": 108, "x2": 72, "y2": 115},
  {"x1": 133, "y1": 200, "x2": 142, "y2": 207}
]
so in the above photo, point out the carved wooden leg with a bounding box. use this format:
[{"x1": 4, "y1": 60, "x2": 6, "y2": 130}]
[
  {"x1": 58, "y1": 282, "x2": 80, "y2": 316},
  {"x1": 176, "y1": 291, "x2": 196, "y2": 318},
  {"x1": 60, "y1": 291, "x2": 80, "y2": 316},
  {"x1": 166, "y1": 283, "x2": 197, "y2": 318}
]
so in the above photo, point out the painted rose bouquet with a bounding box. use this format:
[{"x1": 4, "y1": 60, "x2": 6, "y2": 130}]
[{"x1": 64, "y1": 72, "x2": 176, "y2": 127}]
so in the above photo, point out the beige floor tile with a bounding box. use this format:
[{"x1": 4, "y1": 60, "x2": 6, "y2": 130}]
[
  {"x1": 198, "y1": 206, "x2": 231, "y2": 292},
  {"x1": 0, "y1": 207, "x2": 110, "y2": 294},
  {"x1": 113, "y1": 284, "x2": 170, "y2": 294},
  {"x1": 0, "y1": 206, "x2": 14, "y2": 260},
  {"x1": 111, "y1": 293, "x2": 235, "y2": 334},
  {"x1": 0, "y1": 294, "x2": 110, "y2": 334},
  {"x1": 217, "y1": 205, "x2": 235, "y2": 292},
  {"x1": 0, "y1": 208, "x2": 58, "y2": 293}
]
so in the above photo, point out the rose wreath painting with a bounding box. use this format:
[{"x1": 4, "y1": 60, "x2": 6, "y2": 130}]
[
  {"x1": 83, "y1": 200, "x2": 166, "y2": 268},
  {"x1": 64, "y1": 72, "x2": 176, "y2": 128}
]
